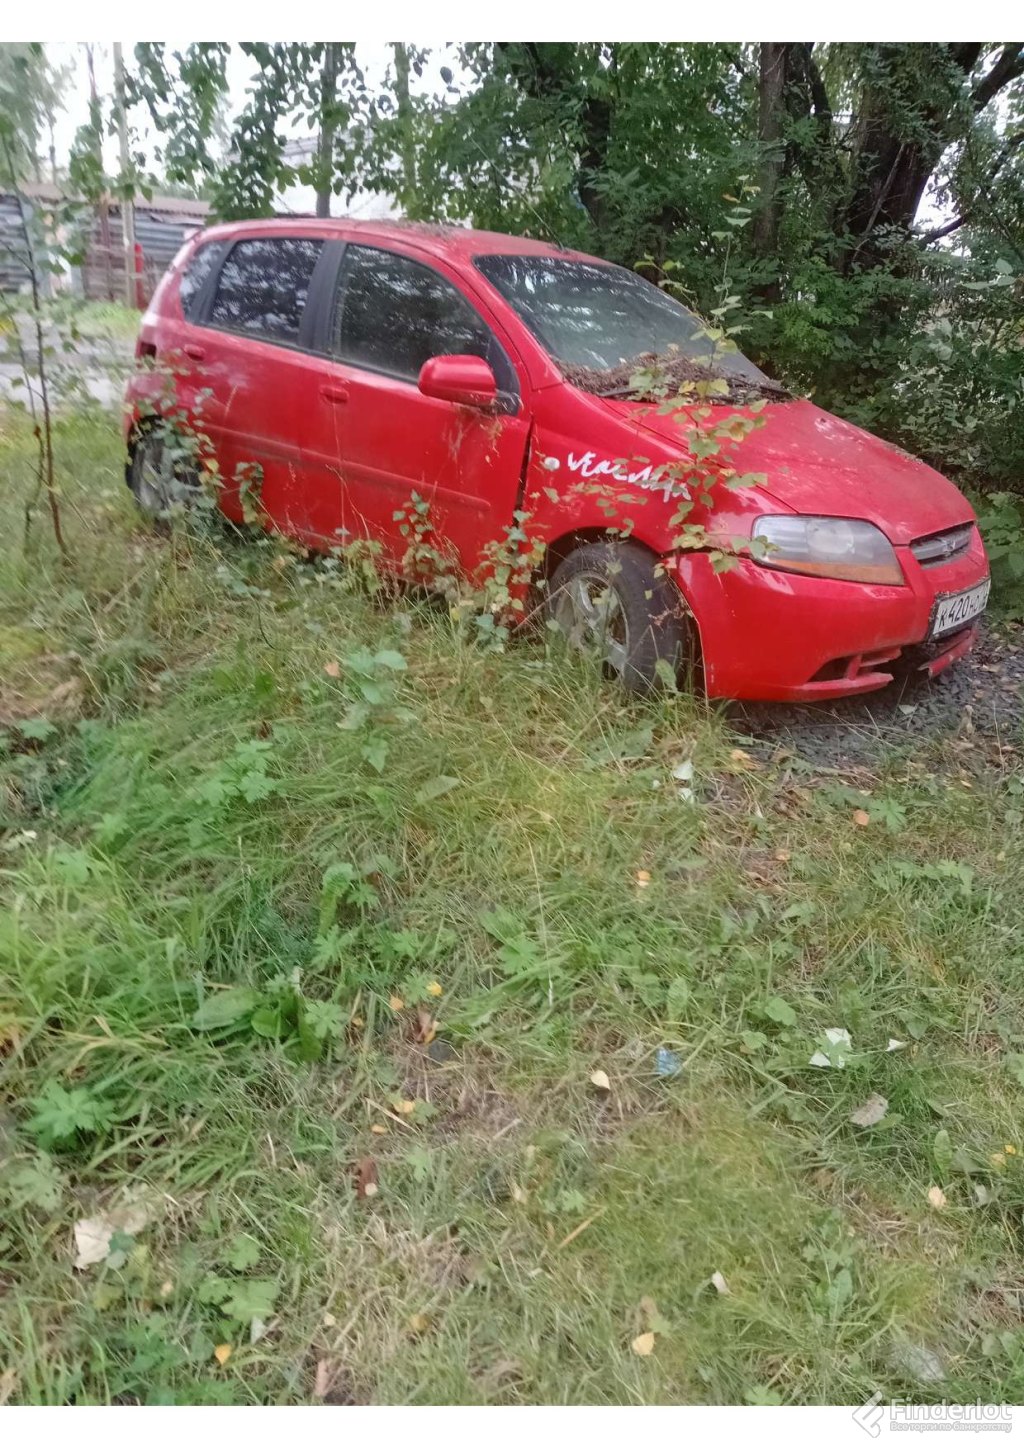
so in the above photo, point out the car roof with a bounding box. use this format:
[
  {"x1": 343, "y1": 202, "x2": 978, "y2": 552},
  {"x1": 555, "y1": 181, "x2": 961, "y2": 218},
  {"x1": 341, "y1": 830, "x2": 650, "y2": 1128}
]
[{"x1": 199, "y1": 216, "x2": 603, "y2": 267}]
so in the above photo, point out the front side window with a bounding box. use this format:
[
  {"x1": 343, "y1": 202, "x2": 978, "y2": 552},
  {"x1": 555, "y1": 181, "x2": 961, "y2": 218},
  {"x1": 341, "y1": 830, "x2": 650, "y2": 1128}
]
[
  {"x1": 474, "y1": 253, "x2": 768, "y2": 382},
  {"x1": 333, "y1": 245, "x2": 505, "y2": 384},
  {"x1": 209, "y1": 237, "x2": 322, "y2": 343}
]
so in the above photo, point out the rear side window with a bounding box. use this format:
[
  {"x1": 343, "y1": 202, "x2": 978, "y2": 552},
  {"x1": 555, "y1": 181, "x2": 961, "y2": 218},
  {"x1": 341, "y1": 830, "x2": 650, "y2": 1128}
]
[
  {"x1": 333, "y1": 245, "x2": 497, "y2": 382},
  {"x1": 210, "y1": 237, "x2": 322, "y2": 343},
  {"x1": 178, "y1": 241, "x2": 218, "y2": 321}
]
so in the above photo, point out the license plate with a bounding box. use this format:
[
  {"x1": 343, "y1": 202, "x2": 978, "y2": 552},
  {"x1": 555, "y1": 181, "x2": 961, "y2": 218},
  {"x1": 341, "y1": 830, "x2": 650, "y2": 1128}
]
[{"x1": 929, "y1": 578, "x2": 990, "y2": 638}]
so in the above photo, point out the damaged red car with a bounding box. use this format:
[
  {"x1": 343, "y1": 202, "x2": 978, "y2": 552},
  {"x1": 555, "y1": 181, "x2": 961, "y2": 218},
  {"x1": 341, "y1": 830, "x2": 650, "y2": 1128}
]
[{"x1": 124, "y1": 219, "x2": 991, "y2": 701}]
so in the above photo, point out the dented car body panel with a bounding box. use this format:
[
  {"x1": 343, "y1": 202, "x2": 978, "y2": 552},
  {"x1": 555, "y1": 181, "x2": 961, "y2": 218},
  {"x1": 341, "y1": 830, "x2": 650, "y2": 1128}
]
[{"x1": 124, "y1": 218, "x2": 990, "y2": 703}]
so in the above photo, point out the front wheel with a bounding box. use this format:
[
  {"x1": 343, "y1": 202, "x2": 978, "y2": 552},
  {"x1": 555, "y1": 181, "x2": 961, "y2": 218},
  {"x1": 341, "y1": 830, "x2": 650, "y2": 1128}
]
[{"x1": 546, "y1": 540, "x2": 694, "y2": 695}]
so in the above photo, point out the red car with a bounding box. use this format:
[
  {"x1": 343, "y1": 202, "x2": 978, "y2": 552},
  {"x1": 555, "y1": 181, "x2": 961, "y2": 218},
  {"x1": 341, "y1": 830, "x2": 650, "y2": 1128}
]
[{"x1": 124, "y1": 219, "x2": 990, "y2": 701}]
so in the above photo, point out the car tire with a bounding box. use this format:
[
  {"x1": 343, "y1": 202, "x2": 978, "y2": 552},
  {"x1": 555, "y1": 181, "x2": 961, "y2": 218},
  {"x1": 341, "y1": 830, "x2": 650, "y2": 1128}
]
[
  {"x1": 128, "y1": 426, "x2": 200, "y2": 525},
  {"x1": 547, "y1": 539, "x2": 694, "y2": 695}
]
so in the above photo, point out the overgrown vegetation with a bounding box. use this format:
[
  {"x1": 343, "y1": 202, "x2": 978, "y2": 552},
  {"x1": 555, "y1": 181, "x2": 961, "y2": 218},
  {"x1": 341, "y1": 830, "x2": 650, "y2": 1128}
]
[
  {"x1": 115, "y1": 42, "x2": 1024, "y2": 505},
  {"x1": 2, "y1": 408, "x2": 1024, "y2": 1405}
]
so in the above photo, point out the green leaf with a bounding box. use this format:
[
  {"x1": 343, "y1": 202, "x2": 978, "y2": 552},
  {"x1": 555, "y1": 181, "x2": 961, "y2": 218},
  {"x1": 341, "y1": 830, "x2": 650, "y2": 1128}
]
[
  {"x1": 26, "y1": 1082, "x2": 112, "y2": 1147},
  {"x1": 1, "y1": 1155, "x2": 63, "y2": 1212},
  {"x1": 226, "y1": 1234, "x2": 261, "y2": 1271},
  {"x1": 933, "y1": 1128, "x2": 953, "y2": 1177},
  {"x1": 18, "y1": 717, "x2": 57, "y2": 742},
  {"x1": 191, "y1": 987, "x2": 260, "y2": 1030},
  {"x1": 762, "y1": 996, "x2": 797, "y2": 1027},
  {"x1": 221, "y1": 1278, "x2": 278, "y2": 1324}
]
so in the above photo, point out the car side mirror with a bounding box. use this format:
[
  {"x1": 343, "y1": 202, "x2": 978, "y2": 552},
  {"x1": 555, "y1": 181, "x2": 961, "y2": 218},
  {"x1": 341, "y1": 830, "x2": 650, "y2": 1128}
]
[{"x1": 418, "y1": 354, "x2": 498, "y2": 409}]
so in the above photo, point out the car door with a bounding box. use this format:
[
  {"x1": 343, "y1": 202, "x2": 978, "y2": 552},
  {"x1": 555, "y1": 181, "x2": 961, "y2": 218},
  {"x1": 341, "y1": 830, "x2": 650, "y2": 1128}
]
[
  {"x1": 201, "y1": 235, "x2": 334, "y2": 537},
  {"x1": 302, "y1": 242, "x2": 531, "y2": 577}
]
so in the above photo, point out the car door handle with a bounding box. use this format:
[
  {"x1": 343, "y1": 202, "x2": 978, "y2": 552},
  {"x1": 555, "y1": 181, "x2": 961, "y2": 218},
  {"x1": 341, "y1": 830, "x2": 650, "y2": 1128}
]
[
  {"x1": 320, "y1": 384, "x2": 349, "y2": 405},
  {"x1": 183, "y1": 344, "x2": 205, "y2": 360}
]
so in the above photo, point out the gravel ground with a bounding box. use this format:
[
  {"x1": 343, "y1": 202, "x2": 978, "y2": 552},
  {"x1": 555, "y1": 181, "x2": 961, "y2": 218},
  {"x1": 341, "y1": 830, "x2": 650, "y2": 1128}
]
[{"x1": 729, "y1": 620, "x2": 1024, "y2": 770}]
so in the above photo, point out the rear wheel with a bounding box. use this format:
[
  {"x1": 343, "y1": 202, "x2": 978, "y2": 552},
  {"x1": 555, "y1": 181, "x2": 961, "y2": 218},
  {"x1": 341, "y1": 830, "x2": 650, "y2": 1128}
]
[
  {"x1": 128, "y1": 427, "x2": 200, "y2": 523},
  {"x1": 547, "y1": 540, "x2": 694, "y2": 695}
]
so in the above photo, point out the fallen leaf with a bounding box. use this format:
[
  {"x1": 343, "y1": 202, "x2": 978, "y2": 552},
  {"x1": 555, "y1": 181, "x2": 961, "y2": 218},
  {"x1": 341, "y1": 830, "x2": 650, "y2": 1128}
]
[
  {"x1": 852, "y1": 809, "x2": 870, "y2": 827},
  {"x1": 927, "y1": 1185, "x2": 947, "y2": 1209},
  {"x1": 395, "y1": 1098, "x2": 417, "y2": 1115},
  {"x1": 159, "y1": 1279, "x2": 174, "y2": 1299},
  {"x1": 631, "y1": 1331, "x2": 656, "y2": 1356},
  {"x1": 73, "y1": 1202, "x2": 151, "y2": 1270},
  {"x1": 408, "y1": 1313, "x2": 429, "y2": 1334},
  {"x1": 710, "y1": 1270, "x2": 730, "y2": 1295},
  {"x1": 427, "y1": 981, "x2": 443, "y2": 998},
  {"x1": 370, "y1": 1123, "x2": 388, "y2": 1135},
  {"x1": 411, "y1": 1008, "x2": 437, "y2": 1045},
  {"x1": 388, "y1": 994, "x2": 405, "y2": 1011},
  {"x1": 774, "y1": 849, "x2": 791, "y2": 863},
  {"x1": 589, "y1": 1069, "x2": 611, "y2": 1092},
  {"x1": 850, "y1": 1094, "x2": 889, "y2": 1128},
  {"x1": 809, "y1": 1027, "x2": 852, "y2": 1069},
  {"x1": 635, "y1": 869, "x2": 652, "y2": 888},
  {"x1": 324, "y1": 661, "x2": 340, "y2": 679},
  {"x1": 322, "y1": 1312, "x2": 337, "y2": 1328},
  {"x1": 890, "y1": 1340, "x2": 946, "y2": 1385},
  {"x1": 672, "y1": 759, "x2": 695, "y2": 802},
  {"x1": 415, "y1": 774, "x2": 461, "y2": 805},
  {"x1": 213, "y1": 1343, "x2": 233, "y2": 1366},
  {"x1": 354, "y1": 1157, "x2": 379, "y2": 1200},
  {"x1": 887, "y1": 1038, "x2": 907, "y2": 1052}
]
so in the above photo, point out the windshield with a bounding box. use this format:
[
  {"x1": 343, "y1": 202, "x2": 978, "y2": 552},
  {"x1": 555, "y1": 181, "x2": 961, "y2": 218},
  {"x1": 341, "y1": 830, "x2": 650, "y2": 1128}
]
[{"x1": 474, "y1": 254, "x2": 769, "y2": 383}]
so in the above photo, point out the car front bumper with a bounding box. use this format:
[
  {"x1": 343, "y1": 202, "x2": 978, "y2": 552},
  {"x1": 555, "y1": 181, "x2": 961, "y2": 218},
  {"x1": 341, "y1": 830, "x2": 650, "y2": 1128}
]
[{"x1": 669, "y1": 530, "x2": 990, "y2": 702}]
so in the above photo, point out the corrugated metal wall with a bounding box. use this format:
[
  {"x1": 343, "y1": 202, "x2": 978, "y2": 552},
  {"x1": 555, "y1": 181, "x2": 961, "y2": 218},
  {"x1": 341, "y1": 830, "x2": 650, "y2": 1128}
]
[
  {"x1": 0, "y1": 192, "x2": 33, "y2": 293},
  {"x1": 81, "y1": 206, "x2": 204, "y2": 303},
  {"x1": 0, "y1": 192, "x2": 206, "y2": 304}
]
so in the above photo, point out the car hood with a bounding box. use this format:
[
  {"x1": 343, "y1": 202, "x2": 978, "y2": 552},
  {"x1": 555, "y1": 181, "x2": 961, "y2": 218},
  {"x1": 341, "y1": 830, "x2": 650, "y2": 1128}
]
[{"x1": 604, "y1": 396, "x2": 974, "y2": 544}]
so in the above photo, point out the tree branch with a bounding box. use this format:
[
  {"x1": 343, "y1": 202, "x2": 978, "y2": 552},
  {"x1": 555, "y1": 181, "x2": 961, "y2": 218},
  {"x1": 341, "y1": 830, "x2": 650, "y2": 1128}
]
[{"x1": 971, "y1": 43, "x2": 1024, "y2": 111}]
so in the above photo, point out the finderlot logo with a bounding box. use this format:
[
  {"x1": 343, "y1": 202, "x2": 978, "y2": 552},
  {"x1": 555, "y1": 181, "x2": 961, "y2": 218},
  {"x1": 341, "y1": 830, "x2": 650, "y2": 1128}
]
[
  {"x1": 853, "y1": 1393, "x2": 1012, "y2": 1436},
  {"x1": 853, "y1": 1392, "x2": 886, "y2": 1438}
]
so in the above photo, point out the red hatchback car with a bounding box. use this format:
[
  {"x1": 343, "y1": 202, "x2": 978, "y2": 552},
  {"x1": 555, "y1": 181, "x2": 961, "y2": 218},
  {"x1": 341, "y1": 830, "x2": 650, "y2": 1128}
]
[{"x1": 124, "y1": 219, "x2": 990, "y2": 701}]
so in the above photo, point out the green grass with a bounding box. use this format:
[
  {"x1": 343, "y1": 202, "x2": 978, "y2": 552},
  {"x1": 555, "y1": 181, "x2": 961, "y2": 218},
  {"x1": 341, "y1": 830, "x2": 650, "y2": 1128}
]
[{"x1": 2, "y1": 407, "x2": 1024, "y2": 1405}]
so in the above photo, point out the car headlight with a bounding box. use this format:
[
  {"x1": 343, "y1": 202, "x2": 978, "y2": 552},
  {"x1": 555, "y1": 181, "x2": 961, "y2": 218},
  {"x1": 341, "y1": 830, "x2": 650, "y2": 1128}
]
[{"x1": 751, "y1": 515, "x2": 904, "y2": 586}]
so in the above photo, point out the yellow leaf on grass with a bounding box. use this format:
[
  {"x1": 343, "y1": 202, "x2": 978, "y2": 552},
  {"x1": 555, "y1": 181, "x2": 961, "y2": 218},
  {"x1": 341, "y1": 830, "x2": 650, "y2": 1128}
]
[
  {"x1": 589, "y1": 1069, "x2": 611, "y2": 1092},
  {"x1": 389, "y1": 994, "x2": 405, "y2": 1011},
  {"x1": 324, "y1": 661, "x2": 341, "y2": 679},
  {"x1": 395, "y1": 1099, "x2": 417, "y2": 1115},
  {"x1": 427, "y1": 981, "x2": 443, "y2": 998},
  {"x1": 408, "y1": 1313, "x2": 429, "y2": 1334},
  {"x1": 635, "y1": 869, "x2": 652, "y2": 888},
  {"x1": 927, "y1": 1185, "x2": 947, "y2": 1209},
  {"x1": 852, "y1": 809, "x2": 870, "y2": 827},
  {"x1": 213, "y1": 1343, "x2": 233, "y2": 1366},
  {"x1": 370, "y1": 1123, "x2": 388, "y2": 1135},
  {"x1": 631, "y1": 1332, "x2": 656, "y2": 1357}
]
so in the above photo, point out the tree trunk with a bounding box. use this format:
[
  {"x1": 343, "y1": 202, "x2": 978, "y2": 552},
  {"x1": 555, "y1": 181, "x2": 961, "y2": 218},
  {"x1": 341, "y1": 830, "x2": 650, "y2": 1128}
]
[
  {"x1": 392, "y1": 43, "x2": 418, "y2": 219},
  {"x1": 315, "y1": 42, "x2": 339, "y2": 220},
  {"x1": 753, "y1": 42, "x2": 790, "y2": 285}
]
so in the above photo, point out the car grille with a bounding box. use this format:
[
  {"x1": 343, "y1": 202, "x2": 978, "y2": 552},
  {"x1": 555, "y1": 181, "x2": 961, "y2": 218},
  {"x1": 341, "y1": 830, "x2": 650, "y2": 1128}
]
[{"x1": 910, "y1": 523, "x2": 974, "y2": 567}]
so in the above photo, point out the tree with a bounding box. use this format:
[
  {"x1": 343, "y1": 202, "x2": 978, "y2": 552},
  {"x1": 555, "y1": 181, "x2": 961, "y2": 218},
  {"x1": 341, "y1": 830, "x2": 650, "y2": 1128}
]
[{"x1": 0, "y1": 44, "x2": 67, "y2": 185}]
